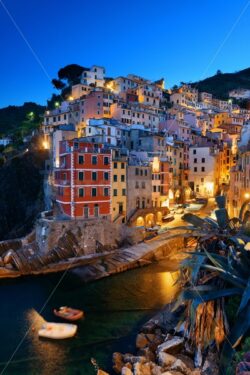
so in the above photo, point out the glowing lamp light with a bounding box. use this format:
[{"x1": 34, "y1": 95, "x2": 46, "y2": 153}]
[
  {"x1": 245, "y1": 193, "x2": 250, "y2": 199},
  {"x1": 68, "y1": 96, "x2": 74, "y2": 101},
  {"x1": 43, "y1": 141, "x2": 49, "y2": 150},
  {"x1": 55, "y1": 102, "x2": 60, "y2": 108}
]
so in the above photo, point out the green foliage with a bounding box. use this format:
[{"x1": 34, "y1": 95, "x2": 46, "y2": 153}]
[
  {"x1": 177, "y1": 202, "x2": 250, "y2": 374},
  {"x1": 0, "y1": 150, "x2": 48, "y2": 240},
  {"x1": 191, "y1": 67, "x2": 250, "y2": 100},
  {"x1": 0, "y1": 102, "x2": 45, "y2": 136}
]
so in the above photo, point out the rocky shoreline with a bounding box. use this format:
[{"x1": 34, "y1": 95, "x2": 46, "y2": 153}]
[{"x1": 104, "y1": 304, "x2": 219, "y2": 375}]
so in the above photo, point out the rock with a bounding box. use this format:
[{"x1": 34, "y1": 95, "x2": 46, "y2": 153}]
[
  {"x1": 157, "y1": 337, "x2": 184, "y2": 355},
  {"x1": 161, "y1": 372, "x2": 184, "y2": 375},
  {"x1": 133, "y1": 362, "x2": 152, "y2": 375},
  {"x1": 158, "y1": 352, "x2": 177, "y2": 367},
  {"x1": 176, "y1": 354, "x2": 194, "y2": 371},
  {"x1": 151, "y1": 363, "x2": 164, "y2": 375},
  {"x1": 191, "y1": 370, "x2": 201, "y2": 375},
  {"x1": 136, "y1": 333, "x2": 149, "y2": 349},
  {"x1": 112, "y1": 352, "x2": 124, "y2": 374},
  {"x1": 236, "y1": 361, "x2": 250, "y2": 374},
  {"x1": 171, "y1": 358, "x2": 192, "y2": 375},
  {"x1": 138, "y1": 347, "x2": 156, "y2": 362},
  {"x1": 97, "y1": 371, "x2": 110, "y2": 375},
  {"x1": 121, "y1": 367, "x2": 133, "y2": 375},
  {"x1": 201, "y1": 349, "x2": 219, "y2": 375},
  {"x1": 123, "y1": 354, "x2": 147, "y2": 365},
  {"x1": 244, "y1": 353, "x2": 250, "y2": 362}
]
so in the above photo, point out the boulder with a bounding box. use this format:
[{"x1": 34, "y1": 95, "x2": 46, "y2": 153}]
[
  {"x1": 171, "y1": 358, "x2": 192, "y2": 375},
  {"x1": 123, "y1": 354, "x2": 147, "y2": 365},
  {"x1": 176, "y1": 354, "x2": 194, "y2": 371},
  {"x1": 97, "y1": 371, "x2": 110, "y2": 375},
  {"x1": 136, "y1": 333, "x2": 149, "y2": 349},
  {"x1": 138, "y1": 347, "x2": 156, "y2": 362},
  {"x1": 121, "y1": 367, "x2": 133, "y2": 375},
  {"x1": 158, "y1": 352, "x2": 177, "y2": 367},
  {"x1": 157, "y1": 337, "x2": 184, "y2": 355},
  {"x1": 201, "y1": 349, "x2": 219, "y2": 375},
  {"x1": 112, "y1": 352, "x2": 124, "y2": 374},
  {"x1": 133, "y1": 362, "x2": 153, "y2": 375}
]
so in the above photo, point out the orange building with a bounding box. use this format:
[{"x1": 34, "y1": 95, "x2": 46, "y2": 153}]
[{"x1": 55, "y1": 139, "x2": 112, "y2": 219}]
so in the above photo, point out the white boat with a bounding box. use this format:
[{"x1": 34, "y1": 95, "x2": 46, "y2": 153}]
[{"x1": 38, "y1": 322, "x2": 77, "y2": 339}]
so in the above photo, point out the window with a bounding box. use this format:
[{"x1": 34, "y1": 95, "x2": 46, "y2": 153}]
[
  {"x1": 121, "y1": 175, "x2": 125, "y2": 182},
  {"x1": 122, "y1": 189, "x2": 126, "y2": 196},
  {"x1": 193, "y1": 149, "x2": 196, "y2": 154},
  {"x1": 113, "y1": 175, "x2": 117, "y2": 182},
  {"x1": 142, "y1": 181, "x2": 145, "y2": 188},
  {"x1": 135, "y1": 168, "x2": 139, "y2": 175},
  {"x1": 113, "y1": 189, "x2": 117, "y2": 196},
  {"x1": 79, "y1": 188, "x2": 84, "y2": 197},
  {"x1": 92, "y1": 188, "x2": 97, "y2": 197},
  {"x1": 194, "y1": 167, "x2": 197, "y2": 172},
  {"x1": 201, "y1": 178, "x2": 204, "y2": 183},
  {"x1": 104, "y1": 156, "x2": 109, "y2": 165},
  {"x1": 104, "y1": 187, "x2": 109, "y2": 196},
  {"x1": 201, "y1": 167, "x2": 205, "y2": 172},
  {"x1": 104, "y1": 172, "x2": 109, "y2": 180},
  {"x1": 92, "y1": 156, "x2": 97, "y2": 165},
  {"x1": 92, "y1": 172, "x2": 97, "y2": 180},
  {"x1": 78, "y1": 172, "x2": 84, "y2": 180},
  {"x1": 121, "y1": 162, "x2": 125, "y2": 169},
  {"x1": 84, "y1": 205, "x2": 89, "y2": 219},
  {"x1": 114, "y1": 162, "x2": 117, "y2": 169},
  {"x1": 144, "y1": 170, "x2": 147, "y2": 176},
  {"x1": 194, "y1": 158, "x2": 197, "y2": 163},
  {"x1": 74, "y1": 142, "x2": 79, "y2": 149},
  {"x1": 135, "y1": 181, "x2": 139, "y2": 188},
  {"x1": 202, "y1": 158, "x2": 205, "y2": 163},
  {"x1": 78, "y1": 155, "x2": 84, "y2": 164}
]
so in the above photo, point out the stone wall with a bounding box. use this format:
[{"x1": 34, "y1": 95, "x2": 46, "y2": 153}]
[{"x1": 36, "y1": 217, "x2": 145, "y2": 255}]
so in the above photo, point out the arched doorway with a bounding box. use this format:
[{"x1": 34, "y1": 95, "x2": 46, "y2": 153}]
[
  {"x1": 145, "y1": 213, "x2": 155, "y2": 227},
  {"x1": 136, "y1": 216, "x2": 145, "y2": 227}
]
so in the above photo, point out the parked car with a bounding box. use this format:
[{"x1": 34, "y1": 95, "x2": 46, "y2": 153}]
[{"x1": 162, "y1": 214, "x2": 175, "y2": 222}]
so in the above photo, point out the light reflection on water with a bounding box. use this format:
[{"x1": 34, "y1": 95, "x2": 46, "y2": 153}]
[{"x1": 0, "y1": 261, "x2": 180, "y2": 375}]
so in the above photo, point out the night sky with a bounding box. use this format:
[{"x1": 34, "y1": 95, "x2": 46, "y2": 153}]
[{"x1": 0, "y1": 0, "x2": 250, "y2": 107}]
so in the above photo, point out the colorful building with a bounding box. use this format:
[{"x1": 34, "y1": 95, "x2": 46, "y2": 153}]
[{"x1": 54, "y1": 139, "x2": 111, "y2": 219}]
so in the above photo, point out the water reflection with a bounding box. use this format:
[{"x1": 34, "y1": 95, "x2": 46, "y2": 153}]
[
  {"x1": 26, "y1": 309, "x2": 67, "y2": 375},
  {"x1": 0, "y1": 260, "x2": 181, "y2": 374}
]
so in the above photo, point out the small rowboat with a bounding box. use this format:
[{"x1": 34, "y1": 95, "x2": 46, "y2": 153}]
[
  {"x1": 38, "y1": 322, "x2": 77, "y2": 340},
  {"x1": 53, "y1": 306, "x2": 84, "y2": 321}
]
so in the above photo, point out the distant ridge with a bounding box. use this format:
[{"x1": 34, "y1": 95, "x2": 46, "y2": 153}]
[{"x1": 191, "y1": 67, "x2": 250, "y2": 100}]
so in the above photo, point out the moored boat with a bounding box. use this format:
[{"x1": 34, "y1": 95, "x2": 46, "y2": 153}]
[
  {"x1": 53, "y1": 306, "x2": 84, "y2": 321},
  {"x1": 38, "y1": 322, "x2": 77, "y2": 339}
]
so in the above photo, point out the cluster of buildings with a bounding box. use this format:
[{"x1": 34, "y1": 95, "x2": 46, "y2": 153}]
[{"x1": 41, "y1": 65, "x2": 250, "y2": 224}]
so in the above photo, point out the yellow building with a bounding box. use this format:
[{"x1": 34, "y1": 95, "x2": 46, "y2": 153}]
[
  {"x1": 111, "y1": 151, "x2": 127, "y2": 222},
  {"x1": 215, "y1": 143, "x2": 236, "y2": 193},
  {"x1": 213, "y1": 112, "x2": 229, "y2": 128}
]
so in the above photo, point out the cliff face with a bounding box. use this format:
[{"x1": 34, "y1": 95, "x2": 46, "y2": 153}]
[{"x1": 0, "y1": 150, "x2": 47, "y2": 240}]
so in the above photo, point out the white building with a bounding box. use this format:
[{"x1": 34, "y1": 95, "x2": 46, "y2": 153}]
[
  {"x1": 84, "y1": 118, "x2": 123, "y2": 146},
  {"x1": 80, "y1": 65, "x2": 105, "y2": 87},
  {"x1": 189, "y1": 146, "x2": 218, "y2": 197},
  {"x1": 52, "y1": 128, "x2": 77, "y2": 168}
]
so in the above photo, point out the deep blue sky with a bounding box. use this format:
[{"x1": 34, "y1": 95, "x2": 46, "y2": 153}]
[{"x1": 0, "y1": 0, "x2": 250, "y2": 108}]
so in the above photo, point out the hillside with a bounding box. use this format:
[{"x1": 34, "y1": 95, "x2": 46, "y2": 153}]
[
  {"x1": 0, "y1": 102, "x2": 45, "y2": 137},
  {"x1": 191, "y1": 67, "x2": 250, "y2": 99},
  {"x1": 0, "y1": 148, "x2": 48, "y2": 240}
]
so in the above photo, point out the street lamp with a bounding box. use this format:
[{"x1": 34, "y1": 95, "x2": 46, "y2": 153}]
[{"x1": 55, "y1": 102, "x2": 60, "y2": 108}]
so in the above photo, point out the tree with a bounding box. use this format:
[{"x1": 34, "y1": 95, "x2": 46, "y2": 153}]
[
  {"x1": 216, "y1": 69, "x2": 222, "y2": 75},
  {"x1": 57, "y1": 64, "x2": 85, "y2": 84},
  {"x1": 52, "y1": 79, "x2": 66, "y2": 90}
]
